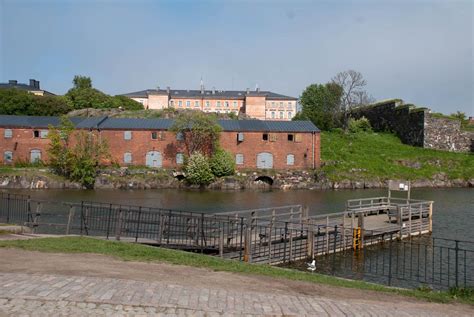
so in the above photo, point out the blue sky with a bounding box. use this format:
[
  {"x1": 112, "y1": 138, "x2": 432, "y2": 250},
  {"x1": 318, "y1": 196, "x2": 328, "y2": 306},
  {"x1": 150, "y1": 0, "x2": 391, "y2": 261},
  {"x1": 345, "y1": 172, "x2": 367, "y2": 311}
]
[{"x1": 1, "y1": 0, "x2": 473, "y2": 115}]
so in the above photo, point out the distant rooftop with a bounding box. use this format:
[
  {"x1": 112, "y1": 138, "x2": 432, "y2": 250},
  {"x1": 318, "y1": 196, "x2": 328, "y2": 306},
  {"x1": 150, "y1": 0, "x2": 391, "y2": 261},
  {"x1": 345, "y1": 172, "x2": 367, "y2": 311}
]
[
  {"x1": 0, "y1": 115, "x2": 319, "y2": 132},
  {"x1": 0, "y1": 79, "x2": 55, "y2": 96},
  {"x1": 121, "y1": 88, "x2": 297, "y2": 101}
]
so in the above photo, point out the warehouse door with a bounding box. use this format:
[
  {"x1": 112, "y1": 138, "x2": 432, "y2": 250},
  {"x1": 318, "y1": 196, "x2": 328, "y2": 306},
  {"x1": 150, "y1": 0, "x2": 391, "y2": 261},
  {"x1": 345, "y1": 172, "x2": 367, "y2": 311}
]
[
  {"x1": 30, "y1": 149, "x2": 42, "y2": 163},
  {"x1": 145, "y1": 151, "x2": 162, "y2": 168},
  {"x1": 256, "y1": 152, "x2": 273, "y2": 169}
]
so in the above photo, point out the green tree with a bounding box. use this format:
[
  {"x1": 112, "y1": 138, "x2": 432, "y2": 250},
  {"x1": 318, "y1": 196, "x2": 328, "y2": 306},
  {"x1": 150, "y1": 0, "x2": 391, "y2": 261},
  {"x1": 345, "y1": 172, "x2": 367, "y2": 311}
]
[
  {"x1": 185, "y1": 152, "x2": 214, "y2": 185},
  {"x1": 0, "y1": 89, "x2": 72, "y2": 116},
  {"x1": 111, "y1": 95, "x2": 144, "y2": 110},
  {"x1": 210, "y1": 149, "x2": 235, "y2": 177},
  {"x1": 47, "y1": 116, "x2": 109, "y2": 189},
  {"x1": 72, "y1": 75, "x2": 92, "y2": 89},
  {"x1": 170, "y1": 111, "x2": 222, "y2": 157},
  {"x1": 295, "y1": 83, "x2": 343, "y2": 130}
]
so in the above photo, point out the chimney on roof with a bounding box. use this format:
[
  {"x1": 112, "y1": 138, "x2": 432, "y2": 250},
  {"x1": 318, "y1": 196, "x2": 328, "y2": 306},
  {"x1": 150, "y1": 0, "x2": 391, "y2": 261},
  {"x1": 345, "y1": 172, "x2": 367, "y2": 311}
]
[
  {"x1": 8, "y1": 80, "x2": 17, "y2": 85},
  {"x1": 166, "y1": 86, "x2": 170, "y2": 94},
  {"x1": 212, "y1": 87, "x2": 215, "y2": 95},
  {"x1": 157, "y1": 85, "x2": 160, "y2": 91},
  {"x1": 200, "y1": 78, "x2": 204, "y2": 94},
  {"x1": 34, "y1": 80, "x2": 40, "y2": 89},
  {"x1": 246, "y1": 88, "x2": 249, "y2": 95},
  {"x1": 29, "y1": 79, "x2": 35, "y2": 87},
  {"x1": 255, "y1": 83, "x2": 260, "y2": 93}
]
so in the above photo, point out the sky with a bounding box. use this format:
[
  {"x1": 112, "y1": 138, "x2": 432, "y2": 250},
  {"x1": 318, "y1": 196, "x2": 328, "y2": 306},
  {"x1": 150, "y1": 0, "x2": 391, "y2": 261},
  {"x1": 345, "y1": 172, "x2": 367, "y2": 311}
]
[{"x1": 1, "y1": 0, "x2": 473, "y2": 115}]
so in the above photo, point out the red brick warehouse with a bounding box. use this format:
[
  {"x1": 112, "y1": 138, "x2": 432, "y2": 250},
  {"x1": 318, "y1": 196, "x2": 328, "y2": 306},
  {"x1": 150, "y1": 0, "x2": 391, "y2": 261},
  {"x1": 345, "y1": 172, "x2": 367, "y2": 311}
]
[{"x1": 0, "y1": 115, "x2": 320, "y2": 170}]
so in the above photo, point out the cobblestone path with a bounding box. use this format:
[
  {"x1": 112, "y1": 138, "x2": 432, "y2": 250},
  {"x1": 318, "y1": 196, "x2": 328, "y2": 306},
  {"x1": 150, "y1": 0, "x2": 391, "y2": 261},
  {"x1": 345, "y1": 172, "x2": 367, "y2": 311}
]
[{"x1": 0, "y1": 272, "x2": 472, "y2": 316}]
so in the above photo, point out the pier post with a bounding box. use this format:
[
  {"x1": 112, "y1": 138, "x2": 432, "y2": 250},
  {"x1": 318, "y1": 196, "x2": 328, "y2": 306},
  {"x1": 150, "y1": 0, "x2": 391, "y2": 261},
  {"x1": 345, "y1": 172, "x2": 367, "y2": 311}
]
[
  {"x1": 219, "y1": 229, "x2": 224, "y2": 258},
  {"x1": 428, "y1": 202, "x2": 433, "y2": 233},
  {"x1": 115, "y1": 207, "x2": 123, "y2": 241},
  {"x1": 66, "y1": 206, "x2": 75, "y2": 235}
]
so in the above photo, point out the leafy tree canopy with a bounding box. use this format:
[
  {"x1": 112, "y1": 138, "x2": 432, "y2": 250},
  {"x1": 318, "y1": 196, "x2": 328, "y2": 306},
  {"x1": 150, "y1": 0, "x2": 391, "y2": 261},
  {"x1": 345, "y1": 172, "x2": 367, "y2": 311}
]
[
  {"x1": 0, "y1": 89, "x2": 73, "y2": 116},
  {"x1": 170, "y1": 111, "x2": 222, "y2": 157},
  {"x1": 294, "y1": 83, "x2": 343, "y2": 131}
]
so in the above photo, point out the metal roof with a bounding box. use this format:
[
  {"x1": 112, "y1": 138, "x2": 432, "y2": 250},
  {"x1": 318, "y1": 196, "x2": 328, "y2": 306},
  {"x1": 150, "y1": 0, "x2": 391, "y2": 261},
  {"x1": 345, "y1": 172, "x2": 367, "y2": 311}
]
[
  {"x1": 120, "y1": 89, "x2": 297, "y2": 100},
  {"x1": 0, "y1": 115, "x2": 319, "y2": 132}
]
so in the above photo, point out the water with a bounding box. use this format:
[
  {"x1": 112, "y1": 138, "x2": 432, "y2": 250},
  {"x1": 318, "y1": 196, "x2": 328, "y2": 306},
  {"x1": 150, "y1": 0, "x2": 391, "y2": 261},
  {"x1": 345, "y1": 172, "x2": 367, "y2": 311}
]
[{"x1": 4, "y1": 187, "x2": 473, "y2": 241}]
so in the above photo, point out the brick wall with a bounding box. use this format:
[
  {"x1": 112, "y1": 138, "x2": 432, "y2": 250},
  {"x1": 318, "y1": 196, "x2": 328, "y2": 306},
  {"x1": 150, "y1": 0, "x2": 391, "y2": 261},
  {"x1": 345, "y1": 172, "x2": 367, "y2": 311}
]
[{"x1": 1, "y1": 127, "x2": 320, "y2": 169}]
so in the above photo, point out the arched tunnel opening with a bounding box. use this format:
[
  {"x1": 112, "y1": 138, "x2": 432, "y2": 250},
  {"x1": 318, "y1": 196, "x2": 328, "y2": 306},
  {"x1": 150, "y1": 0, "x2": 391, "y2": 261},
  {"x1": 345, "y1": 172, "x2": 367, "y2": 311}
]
[{"x1": 254, "y1": 175, "x2": 274, "y2": 186}]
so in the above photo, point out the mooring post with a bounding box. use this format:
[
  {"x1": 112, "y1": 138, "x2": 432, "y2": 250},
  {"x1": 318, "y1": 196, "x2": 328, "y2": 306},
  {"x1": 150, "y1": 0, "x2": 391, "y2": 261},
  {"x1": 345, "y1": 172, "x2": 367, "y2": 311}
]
[
  {"x1": 115, "y1": 207, "x2": 123, "y2": 241},
  {"x1": 66, "y1": 206, "x2": 75, "y2": 235},
  {"x1": 428, "y1": 202, "x2": 433, "y2": 233},
  {"x1": 219, "y1": 229, "x2": 224, "y2": 258},
  {"x1": 325, "y1": 216, "x2": 330, "y2": 254}
]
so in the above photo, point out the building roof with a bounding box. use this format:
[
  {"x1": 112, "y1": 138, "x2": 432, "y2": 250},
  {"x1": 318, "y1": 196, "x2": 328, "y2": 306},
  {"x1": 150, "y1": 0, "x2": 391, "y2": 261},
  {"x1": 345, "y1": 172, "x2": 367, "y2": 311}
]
[
  {"x1": 120, "y1": 88, "x2": 297, "y2": 101},
  {"x1": 0, "y1": 80, "x2": 55, "y2": 96},
  {"x1": 0, "y1": 115, "x2": 319, "y2": 132}
]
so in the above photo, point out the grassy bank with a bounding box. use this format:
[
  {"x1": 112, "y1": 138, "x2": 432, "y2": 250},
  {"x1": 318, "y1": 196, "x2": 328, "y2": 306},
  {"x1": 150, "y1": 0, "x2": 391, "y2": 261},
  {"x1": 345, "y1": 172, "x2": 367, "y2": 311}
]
[
  {"x1": 0, "y1": 236, "x2": 472, "y2": 305},
  {"x1": 321, "y1": 131, "x2": 474, "y2": 182}
]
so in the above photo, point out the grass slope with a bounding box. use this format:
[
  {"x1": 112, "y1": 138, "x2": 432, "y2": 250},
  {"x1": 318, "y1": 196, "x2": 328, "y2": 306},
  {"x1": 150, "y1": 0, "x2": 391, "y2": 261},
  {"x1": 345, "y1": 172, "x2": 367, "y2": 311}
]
[
  {"x1": 321, "y1": 131, "x2": 474, "y2": 181},
  {"x1": 0, "y1": 236, "x2": 472, "y2": 305}
]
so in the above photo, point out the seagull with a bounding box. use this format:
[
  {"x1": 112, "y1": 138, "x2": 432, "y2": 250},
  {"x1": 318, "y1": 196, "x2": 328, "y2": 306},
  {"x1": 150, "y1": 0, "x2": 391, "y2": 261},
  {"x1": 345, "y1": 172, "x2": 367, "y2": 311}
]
[{"x1": 307, "y1": 259, "x2": 316, "y2": 272}]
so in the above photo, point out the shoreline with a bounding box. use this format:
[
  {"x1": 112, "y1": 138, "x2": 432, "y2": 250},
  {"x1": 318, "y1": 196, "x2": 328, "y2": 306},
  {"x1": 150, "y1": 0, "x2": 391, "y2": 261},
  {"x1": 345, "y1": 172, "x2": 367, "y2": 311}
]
[{"x1": 0, "y1": 168, "x2": 473, "y2": 190}]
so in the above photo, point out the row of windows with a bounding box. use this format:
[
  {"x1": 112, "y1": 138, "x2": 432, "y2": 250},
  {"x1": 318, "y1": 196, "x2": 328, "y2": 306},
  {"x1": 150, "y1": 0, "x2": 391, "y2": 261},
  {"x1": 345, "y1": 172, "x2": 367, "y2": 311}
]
[
  {"x1": 268, "y1": 111, "x2": 293, "y2": 119},
  {"x1": 3, "y1": 150, "x2": 41, "y2": 163},
  {"x1": 170, "y1": 100, "x2": 240, "y2": 108},
  {"x1": 235, "y1": 153, "x2": 294, "y2": 165},
  {"x1": 269, "y1": 101, "x2": 294, "y2": 108},
  {"x1": 3, "y1": 129, "x2": 48, "y2": 139},
  {"x1": 123, "y1": 152, "x2": 185, "y2": 164},
  {"x1": 261, "y1": 133, "x2": 302, "y2": 142}
]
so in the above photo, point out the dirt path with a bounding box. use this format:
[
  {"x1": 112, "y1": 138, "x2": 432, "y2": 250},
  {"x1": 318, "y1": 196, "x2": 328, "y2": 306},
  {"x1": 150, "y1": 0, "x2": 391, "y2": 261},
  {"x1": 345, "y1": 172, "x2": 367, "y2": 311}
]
[{"x1": 0, "y1": 248, "x2": 473, "y2": 316}]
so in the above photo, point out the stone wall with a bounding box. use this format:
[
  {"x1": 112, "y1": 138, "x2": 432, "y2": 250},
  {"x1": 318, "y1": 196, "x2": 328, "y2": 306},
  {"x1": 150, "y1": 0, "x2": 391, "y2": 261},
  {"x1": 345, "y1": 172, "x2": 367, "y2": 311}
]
[
  {"x1": 424, "y1": 115, "x2": 474, "y2": 152},
  {"x1": 351, "y1": 100, "x2": 473, "y2": 152}
]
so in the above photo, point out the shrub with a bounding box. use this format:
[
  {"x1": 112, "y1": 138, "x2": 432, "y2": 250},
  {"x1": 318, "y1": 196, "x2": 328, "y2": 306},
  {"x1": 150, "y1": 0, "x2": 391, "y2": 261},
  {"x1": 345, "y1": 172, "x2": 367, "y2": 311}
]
[
  {"x1": 210, "y1": 149, "x2": 235, "y2": 177},
  {"x1": 185, "y1": 152, "x2": 214, "y2": 185},
  {"x1": 348, "y1": 116, "x2": 372, "y2": 133}
]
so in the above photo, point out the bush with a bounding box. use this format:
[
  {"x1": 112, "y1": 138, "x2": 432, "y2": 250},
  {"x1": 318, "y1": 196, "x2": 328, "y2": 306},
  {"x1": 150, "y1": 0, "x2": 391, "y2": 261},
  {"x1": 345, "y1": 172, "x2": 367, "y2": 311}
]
[
  {"x1": 185, "y1": 152, "x2": 214, "y2": 185},
  {"x1": 210, "y1": 149, "x2": 235, "y2": 177},
  {"x1": 348, "y1": 116, "x2": 372, "y2": 133}
]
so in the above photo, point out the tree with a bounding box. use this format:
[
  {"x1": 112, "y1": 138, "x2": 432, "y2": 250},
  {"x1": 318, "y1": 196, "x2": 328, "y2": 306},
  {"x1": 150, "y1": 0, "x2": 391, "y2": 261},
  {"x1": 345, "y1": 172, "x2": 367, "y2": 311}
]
[
  {"x1": 210, "y1": 149, "x2": 235, "y2": 177},
  {"x1": 185, "y1": 152, "x2": 214, "y2": 186},
  {"x1": 331, "y1": 70, "x2": 371, "y2": 129},
  {"x1": 66, "y1": 75, "x2": 143, "y2": 110},
  {"x1": 170, "y1": 111, "x2": 222, "y2": 157},
  {"x1": 295, "y1": 83, "x2": 343, "y2": 130},
  {"x1": 0, "y1": 89, "x2": 73, "y2": 116},
  {"x1": 47, "y1": 116, "x2": 109, "y2": 188}
]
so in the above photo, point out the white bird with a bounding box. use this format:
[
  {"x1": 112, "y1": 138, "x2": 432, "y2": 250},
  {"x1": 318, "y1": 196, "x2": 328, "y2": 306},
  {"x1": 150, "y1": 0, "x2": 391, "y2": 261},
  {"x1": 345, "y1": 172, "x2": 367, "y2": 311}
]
[{"x1": 307, "y1": 259, "x2": 316, "y2": 272}]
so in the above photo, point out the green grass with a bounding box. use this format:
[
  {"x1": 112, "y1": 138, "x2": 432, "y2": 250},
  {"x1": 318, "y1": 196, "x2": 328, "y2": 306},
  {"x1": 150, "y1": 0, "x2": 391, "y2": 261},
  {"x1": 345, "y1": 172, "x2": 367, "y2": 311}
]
[
  {"x1": 0, "y1": 237, "x2": 472, "y2": 305},
  {"x1": 321, "y1": 131, "x2": 474, "y2": 182}
]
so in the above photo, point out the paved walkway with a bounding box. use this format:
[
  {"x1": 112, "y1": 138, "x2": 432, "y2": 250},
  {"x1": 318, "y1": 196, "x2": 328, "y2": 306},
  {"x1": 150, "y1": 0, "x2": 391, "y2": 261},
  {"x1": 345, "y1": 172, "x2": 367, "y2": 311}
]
[{"x1": 0, "y1": 272, "x2": 472, "y2": 317}]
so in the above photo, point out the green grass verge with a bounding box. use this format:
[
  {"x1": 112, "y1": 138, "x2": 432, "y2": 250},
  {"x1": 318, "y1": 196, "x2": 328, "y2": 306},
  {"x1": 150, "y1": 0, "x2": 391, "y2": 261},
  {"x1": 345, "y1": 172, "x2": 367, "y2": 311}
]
[
  {"x1": 0, "y1": 236, "x2": 472, "y2": 305},
  {"x1": 321, "y1": 131, "x2": 474, "y2": 182}
]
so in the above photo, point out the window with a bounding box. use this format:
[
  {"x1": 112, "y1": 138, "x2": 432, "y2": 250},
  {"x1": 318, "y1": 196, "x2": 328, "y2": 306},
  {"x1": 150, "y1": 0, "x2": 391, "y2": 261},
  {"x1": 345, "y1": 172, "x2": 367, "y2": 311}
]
[
  {"x1": 280, "y1": 102, "x2": 283, "y2": 107},
  {"x1": 33, "y1": 130, "x2": 40, "y2": 138},
  {"x1": 287, "y1": 134, "x2": 294, "y2": 141},
  {"x1": 4, "y1": 151, "x2": 13, "y2": 163},
  {"x1": 272, "y1": 102, "x2": 275, "y2": 107},
  {"x1": 262, "y1": 133, "x2": 268, "y2": 141},
  {"x1": 40, "y1": 130, "x2": 48, "y2": 139},
  {"x1": 236, "y1": 154, "x2": 244, "y2": 165},
  {"x1": 178, "y1": 100, "x2": 183, "y2": 107},
  {"x1": 195, "y1": 101, "x2": 199, "y2": 107},
  {"x1": 294, "y1": 134, "x2": 302, "y2": 143},
  {"x1": 287, "y1": 154, "x2": 295, "y2": 166},
  {"x1": 206, "y1": 101, "x2": 210, "y2": 107},
  {"x1": 280, "y1": 112, "x2": 284, "y2": 119},
  {"x1": 176, "y1": 132, "x2": 184, "y2": 141},
  {"x1": 237, "y1": 133, "x2": 244, "y2": 142},
  {"x1": 4, "y1": 129, "x2": 12, "y2": 138},
  {"x1": 217, "y1": 101, "x2": 221, "y2": 107},
  {"x1": 269, "y1": 134, "x2": 277, "y2": 142},
  {"x1": 176, "y1": 153, "x2": 184, "y2": 164},
  {"x1": 271, "y1": 112, "x2": 275, "y2": 119},
  {"x1": 30, "y1": 149, "x2": 41, "y2": 163},
  {"x1": 124, "y1": 152, "x2": 132, "y2": 164},
  {"x1": 288, "y1": 111, "x2": 292, "y2": 118},
  {"x1": 288, "y1": 102, "x2": 292, "y2": 108},
  {"x1": 124, "y1": 131, "x2": 132, "y2": 140},
  {"x1": 151, "y1": 132, "x2": 158, "y2": 140},
  {"x1": 186, "y1": 100, "x2": 190, "y2": 107},
  {"x1": 225, "y1": 101, "x2": 229, "y2": 108},
  {"x1": 233, "y1": 101, "x2": 237, "y2": 108}
]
